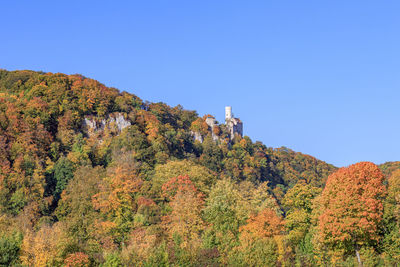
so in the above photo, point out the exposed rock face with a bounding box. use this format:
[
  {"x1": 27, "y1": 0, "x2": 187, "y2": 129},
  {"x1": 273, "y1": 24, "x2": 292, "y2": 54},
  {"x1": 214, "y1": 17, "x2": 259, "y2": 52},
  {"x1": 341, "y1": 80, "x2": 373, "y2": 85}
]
[
  {"x1": 205, "y1": 116, "x2": 219, "y2": 142},
  {"x1": 82, "y1": 112, "x2": 131, "y2": 137},
  {"x1": 191, "y1": 131, "x2": 203, "y2": 143},
  {"x1": 83, "y1": 117, "x2": 97, "y2": 131},
  {"x1": 112, "y1": 113, "x2": 131, "y2": 132}
]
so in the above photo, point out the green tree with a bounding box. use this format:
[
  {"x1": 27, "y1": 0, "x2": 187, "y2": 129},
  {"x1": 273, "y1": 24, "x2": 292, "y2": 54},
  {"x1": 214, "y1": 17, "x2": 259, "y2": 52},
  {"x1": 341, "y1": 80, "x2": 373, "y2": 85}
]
[
  {"x1": 382, "y1": 169, "x2": 400, "y2": 264},
  {"x1": 0, "y1": 231, "x2": 22, "y2": 266},
  {"x1": 199, "y1": 136, "x2": 223, "y2": 172},
  {"x1": 203, "y1": 178, "x2": 245, "y2": 261},
  {"x1": 52, "y1": 157, "x2": 75, "y2": 202},
  {"x1": 282, "y1": 182, "x2": 321, "y2": 265},
  {"x1": 56, "y1": 166, "x2": 105, "y2": 250}
]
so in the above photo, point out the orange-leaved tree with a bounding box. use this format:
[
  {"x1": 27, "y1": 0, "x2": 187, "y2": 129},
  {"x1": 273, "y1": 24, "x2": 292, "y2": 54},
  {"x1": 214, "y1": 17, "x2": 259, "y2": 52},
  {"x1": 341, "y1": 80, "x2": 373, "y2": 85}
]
[
  {"x1": 162, "y1": 175, "x2": 205, "y2": 251},
  {"x1": 317, "y1": 162, "x2": 386, "y2": 265},
  {"x1": 237, "y1": 208, "x2": 285, "y2": 266},
  {"x1": 92, "y1": 153, "x2": 143, "y2": 245},
  {"x1": 64, "y1": 252, "x2": 90, "y2": 267}
]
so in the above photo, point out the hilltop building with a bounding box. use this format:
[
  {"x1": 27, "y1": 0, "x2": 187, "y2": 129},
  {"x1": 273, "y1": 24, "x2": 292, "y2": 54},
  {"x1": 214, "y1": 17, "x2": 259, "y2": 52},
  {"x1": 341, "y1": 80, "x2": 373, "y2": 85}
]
[
  {"x1": 192, "y1": 106, "x2": 243, "y2": 143},
  {"x1": 225, "y1": 106, "x2": 243, "y2": 140}
]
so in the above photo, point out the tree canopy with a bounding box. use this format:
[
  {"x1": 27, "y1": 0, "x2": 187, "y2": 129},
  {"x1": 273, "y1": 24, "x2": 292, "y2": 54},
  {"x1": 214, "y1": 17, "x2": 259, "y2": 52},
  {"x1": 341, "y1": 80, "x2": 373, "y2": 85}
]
[{"x1": 1, "y1": 69, "x2": 398, "y2": 266}]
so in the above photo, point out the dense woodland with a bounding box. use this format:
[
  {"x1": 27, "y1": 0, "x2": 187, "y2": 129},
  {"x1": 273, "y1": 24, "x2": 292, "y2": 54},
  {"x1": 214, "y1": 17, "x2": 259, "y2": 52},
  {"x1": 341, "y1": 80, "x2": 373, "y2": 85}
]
[{"x1": 0, "y1": 69, "x2": 398, "y2": 266}]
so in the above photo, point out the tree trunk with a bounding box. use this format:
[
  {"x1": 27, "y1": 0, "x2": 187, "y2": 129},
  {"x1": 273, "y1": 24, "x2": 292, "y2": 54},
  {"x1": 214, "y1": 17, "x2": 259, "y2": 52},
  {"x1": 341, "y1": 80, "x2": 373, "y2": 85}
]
[{"x1": 355, "y1": 249, "x2": 363, "y2": 267}]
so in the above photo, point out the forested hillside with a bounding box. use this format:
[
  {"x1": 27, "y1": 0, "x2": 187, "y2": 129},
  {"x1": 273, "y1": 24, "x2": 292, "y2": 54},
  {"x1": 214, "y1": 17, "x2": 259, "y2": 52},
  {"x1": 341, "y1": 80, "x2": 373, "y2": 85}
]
[{"x1": 0, "y1": 69, "x2": 398, "y2": 266}]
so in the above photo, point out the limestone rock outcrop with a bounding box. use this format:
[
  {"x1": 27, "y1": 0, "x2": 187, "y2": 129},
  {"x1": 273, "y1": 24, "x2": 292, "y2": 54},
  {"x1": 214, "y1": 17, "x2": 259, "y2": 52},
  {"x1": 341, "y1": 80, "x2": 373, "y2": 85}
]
[{"x1": 82, "y1": 112, "x2": 131, "y2": 137}]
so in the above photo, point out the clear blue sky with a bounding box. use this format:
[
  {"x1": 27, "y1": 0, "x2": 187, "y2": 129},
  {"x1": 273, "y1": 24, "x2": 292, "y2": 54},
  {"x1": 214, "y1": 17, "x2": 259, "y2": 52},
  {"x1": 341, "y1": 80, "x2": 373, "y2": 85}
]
[{"x1": 1, "y1": 1, "x2": 400, "y2": 167}]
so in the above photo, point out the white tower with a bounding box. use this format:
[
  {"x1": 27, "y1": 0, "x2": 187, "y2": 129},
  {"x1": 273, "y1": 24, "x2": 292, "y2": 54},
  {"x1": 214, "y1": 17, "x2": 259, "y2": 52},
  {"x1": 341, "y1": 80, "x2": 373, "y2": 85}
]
[{"x1": 225, "y1": 106, "x2": 233, "y2": 121}]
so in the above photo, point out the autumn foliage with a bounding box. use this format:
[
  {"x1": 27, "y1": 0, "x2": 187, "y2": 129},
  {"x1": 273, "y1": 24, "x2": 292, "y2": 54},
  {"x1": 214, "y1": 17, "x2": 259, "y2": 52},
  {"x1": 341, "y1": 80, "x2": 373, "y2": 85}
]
[
  {"x1": 240, "y1": 208, "x2": 284, "y2": 240},
  {"x1": 1, "y1": 69, "x2": 399, "y2": 265},
  {"x1": 64, "y1": 252, "x2": 90, "y2": 267},
  {"x1": 162, "y1": 176, "x2": 205, "y2": 249},
  {"x1": 318, "y1": 162, "x2": 386, "y2": 263}
]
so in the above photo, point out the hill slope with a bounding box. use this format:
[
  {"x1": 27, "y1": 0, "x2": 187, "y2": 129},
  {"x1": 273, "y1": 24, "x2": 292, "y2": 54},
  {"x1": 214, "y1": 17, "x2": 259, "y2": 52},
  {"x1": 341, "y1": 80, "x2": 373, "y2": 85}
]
[
  {"x1": 0, "y1": 69, "x2": 337, "y2": 265},
  {"x1": 0, "y1": 69, "x2": 335, "y2": 204}
]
